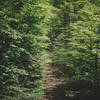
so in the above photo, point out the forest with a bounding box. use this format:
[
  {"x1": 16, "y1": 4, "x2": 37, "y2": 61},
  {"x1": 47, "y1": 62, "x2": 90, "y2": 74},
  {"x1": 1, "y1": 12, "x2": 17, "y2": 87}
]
[{"x1": 0, "y1": 0, "x2": 100, "y2": 100}]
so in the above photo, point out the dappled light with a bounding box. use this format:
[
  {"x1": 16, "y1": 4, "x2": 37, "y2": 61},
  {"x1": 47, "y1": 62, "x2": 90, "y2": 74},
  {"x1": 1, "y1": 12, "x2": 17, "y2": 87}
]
[{"x1": 0, "y1": 0, "x2": 100, "y2": 100}]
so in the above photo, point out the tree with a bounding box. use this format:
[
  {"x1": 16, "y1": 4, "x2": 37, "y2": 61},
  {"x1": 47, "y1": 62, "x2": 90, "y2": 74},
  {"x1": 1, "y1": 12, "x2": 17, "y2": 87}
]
[
  {"x1": 0, "y1": 0, "x2": 54, "y2": 99},
  {"x1": 49, "y1": 0, "x2": 100, "y2": 98}
]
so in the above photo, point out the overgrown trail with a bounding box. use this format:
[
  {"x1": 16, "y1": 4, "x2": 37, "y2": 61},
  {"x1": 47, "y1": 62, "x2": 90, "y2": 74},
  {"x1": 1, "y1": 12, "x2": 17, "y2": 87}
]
[{"x1": 42, "y1": 64, "x2": 67, "y2": 100}]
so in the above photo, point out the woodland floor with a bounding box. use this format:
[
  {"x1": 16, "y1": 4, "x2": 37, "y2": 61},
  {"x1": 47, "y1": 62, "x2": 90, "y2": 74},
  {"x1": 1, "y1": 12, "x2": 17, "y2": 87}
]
[
  {"x1": 42, "y1": 65, "x2": 100, "y2": 100},
  {"x1": 42, "y1": 64, "x2": 67, "y2": 100}
]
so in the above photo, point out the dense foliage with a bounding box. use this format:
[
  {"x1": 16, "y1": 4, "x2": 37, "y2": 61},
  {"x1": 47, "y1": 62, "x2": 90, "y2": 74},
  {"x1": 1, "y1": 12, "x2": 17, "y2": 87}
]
[
  {"x1": 0, "y1": 0, "x2": 100, "y2": 100},
  {"x1": 0, "y1": 0, "x2": 55, "y2": 100},
  {"x1": 49, "y1": 0, "x2": 100, "y2": 99}
]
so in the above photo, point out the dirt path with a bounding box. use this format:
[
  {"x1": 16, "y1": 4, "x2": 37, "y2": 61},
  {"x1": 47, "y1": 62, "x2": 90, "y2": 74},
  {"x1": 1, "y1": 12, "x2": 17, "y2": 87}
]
[
  {"x1": 42, "y1": 64, "x2": 67, "y2": 100},
  {"x1": 42, "y1": 64, "x2": 100, "y2": 100}
]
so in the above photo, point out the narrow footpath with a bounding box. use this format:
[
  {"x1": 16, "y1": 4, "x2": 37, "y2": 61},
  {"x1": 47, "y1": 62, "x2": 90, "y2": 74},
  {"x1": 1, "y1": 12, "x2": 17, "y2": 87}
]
[{"x1": 42, "y1": 64, "x2": 67, "y2": 100}]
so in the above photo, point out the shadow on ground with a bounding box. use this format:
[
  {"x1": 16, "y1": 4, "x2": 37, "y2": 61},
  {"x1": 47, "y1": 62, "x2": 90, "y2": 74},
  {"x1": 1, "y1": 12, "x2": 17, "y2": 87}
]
[
  {"x1": 45, "y1": 84, "x2": 100, "y2": 100},
  {"x1": 46, "y1": 84, "x2": 68, "y2": 100}
]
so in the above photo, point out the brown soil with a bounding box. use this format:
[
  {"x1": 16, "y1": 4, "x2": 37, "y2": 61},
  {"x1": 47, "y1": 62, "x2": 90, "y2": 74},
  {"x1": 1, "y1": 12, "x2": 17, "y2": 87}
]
[
  {"x1": 42, "y1": 65, "x2": 100, "y2": 100},
  {"x1": 42, "y1": 64, "x2": 67, "y2": 100}
]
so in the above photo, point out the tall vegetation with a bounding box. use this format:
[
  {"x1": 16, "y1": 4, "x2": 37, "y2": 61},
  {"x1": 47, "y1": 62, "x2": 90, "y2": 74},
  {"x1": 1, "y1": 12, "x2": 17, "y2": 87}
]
[
  {"x1": 49, "y1": 0, "x2": 100, "y2": 98},
  {"x1": 0, "y1": 0, "x2": 100, "y2": 99},
  {"x1": 0, "y1": 0, "x2": 55, "y2": 100}
]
